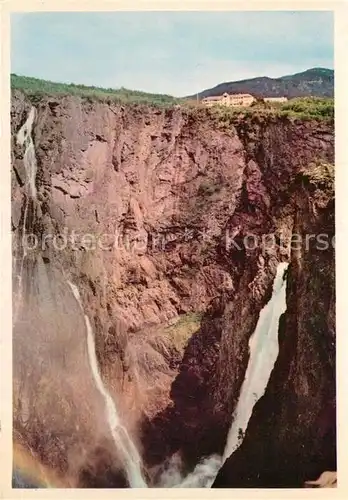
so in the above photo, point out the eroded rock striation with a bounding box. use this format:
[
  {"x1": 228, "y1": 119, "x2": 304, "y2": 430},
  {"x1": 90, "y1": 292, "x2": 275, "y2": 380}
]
[{"x1": 11, "y1": 90, "x2": 335, "y2": 487}]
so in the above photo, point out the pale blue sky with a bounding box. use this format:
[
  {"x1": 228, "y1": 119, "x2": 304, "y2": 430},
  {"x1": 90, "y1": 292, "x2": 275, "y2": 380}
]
[{"x1": 11, "y1": 11, "x2": 334, "y2": 97}]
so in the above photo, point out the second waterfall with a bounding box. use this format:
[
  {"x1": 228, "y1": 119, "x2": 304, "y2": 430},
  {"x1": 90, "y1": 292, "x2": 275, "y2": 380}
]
[{"x1": 67, "y1": 281, "x2": 147, "y2": 488}]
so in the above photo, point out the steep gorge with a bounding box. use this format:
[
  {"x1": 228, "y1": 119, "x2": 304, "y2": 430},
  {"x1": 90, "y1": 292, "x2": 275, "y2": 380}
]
[
  {"x1": 11, "y1": 91, "x2": 335, "y2": 487},
  {"x1": 213, "y1": 160, "x2": 336, "y2": 487}
]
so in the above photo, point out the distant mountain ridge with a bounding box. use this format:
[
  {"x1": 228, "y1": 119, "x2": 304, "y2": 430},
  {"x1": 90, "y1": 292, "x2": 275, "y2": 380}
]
[{"x1": 189, "y1": 68, "x2": 334, "y2": 100}]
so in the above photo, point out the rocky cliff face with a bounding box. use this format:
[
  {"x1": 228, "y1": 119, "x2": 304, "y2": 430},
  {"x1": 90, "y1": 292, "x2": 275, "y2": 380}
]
[
  {"x1": 213, "y1": 163, "x2": 335, "y2": 487},
  {"x1": 11, "y1": 90, "x2": 334, "y2": 487}
]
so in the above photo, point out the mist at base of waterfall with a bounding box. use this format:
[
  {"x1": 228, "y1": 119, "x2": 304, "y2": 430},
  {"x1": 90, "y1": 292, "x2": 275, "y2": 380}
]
[{"x1": 156, "y1": 454, "x2": 222, "y2": 488}]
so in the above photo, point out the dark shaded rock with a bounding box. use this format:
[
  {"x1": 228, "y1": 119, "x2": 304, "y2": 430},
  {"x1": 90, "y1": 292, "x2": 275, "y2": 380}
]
[{"x1": 213, "y1": 171, "x2": 335, "y2": 488}]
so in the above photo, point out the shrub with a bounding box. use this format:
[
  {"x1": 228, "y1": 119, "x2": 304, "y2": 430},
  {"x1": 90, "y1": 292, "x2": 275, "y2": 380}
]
[
  {"x1": 279, "y1": 97, "x2": 334, "y2": 120},
  {"x1": 300, "y1": 160, "x2": 334, "y2": 193}
]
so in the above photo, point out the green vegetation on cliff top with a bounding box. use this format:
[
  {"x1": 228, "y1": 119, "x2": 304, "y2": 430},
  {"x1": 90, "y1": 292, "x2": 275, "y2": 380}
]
[
  {"x1": 11, "y1": 74, "x2": 334, "y2": 122},
  {"x1": 11, "y1": 74, "x2": 183, "y2": 106},
  {"x1": 205, "y1": 97, "x2": 334, "y2": 127}
]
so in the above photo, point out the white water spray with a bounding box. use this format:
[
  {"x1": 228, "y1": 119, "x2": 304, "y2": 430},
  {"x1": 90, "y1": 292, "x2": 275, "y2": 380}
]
[
  {"x1": 67, "y1": 281, "x2": 147, "y2": 488},
  {"x1": 14, "y1": 107, "x2": 38, "y2": 323},
  {"x1": 16, "y1": 106, "x2": 38, "y2": 199},
  {"x1": 222, "y1": 261, "x2": 289, "y2": 461},
  {"x1": 176, "y1": 456, "x2": 222, "y2": 488},
  {"x1": 158, "y1": 453, "x2": 222, "y2": 488}
]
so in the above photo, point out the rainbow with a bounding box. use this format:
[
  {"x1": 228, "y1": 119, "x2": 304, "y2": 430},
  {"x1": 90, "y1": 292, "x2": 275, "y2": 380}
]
[{"x1": 13, "y1": 442, "x2": 74, "y2": 488}]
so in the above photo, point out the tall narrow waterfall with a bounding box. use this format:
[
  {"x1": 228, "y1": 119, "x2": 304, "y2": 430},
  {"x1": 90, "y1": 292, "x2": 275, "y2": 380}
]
[
  {"x1": 14, "y1": 106, "x2": 38, "y2": 323},
  {"x1": 67, "y1": 281, "x2": 147, "y2": 488},
  {"x1": 16, "y1": 106, "x2": 38, "y2": 199},
  {"x1": 160, "y1": 262, "x2": 289, "y2": 488},
  {"x1": 222, "y1": 261, "x2": 289, "y2": 461}
]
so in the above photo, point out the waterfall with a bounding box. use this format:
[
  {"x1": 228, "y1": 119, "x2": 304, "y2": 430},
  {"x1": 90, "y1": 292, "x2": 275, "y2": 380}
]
[
  {"x1": 67, "y1": 281, "x2": 147, "y2": 488},
  {"x1": 161, "y1": 262, "x2": 289, "y2": 488},
  {"x1": 222, "y1": 261, "x2": 289, "y2": 461},
  {"x1": 16, "y1": 106, "x2": 38, "y2": 199},
  {"x1": 14, "y1": 106, "x2": 38, "y2": 323}
]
